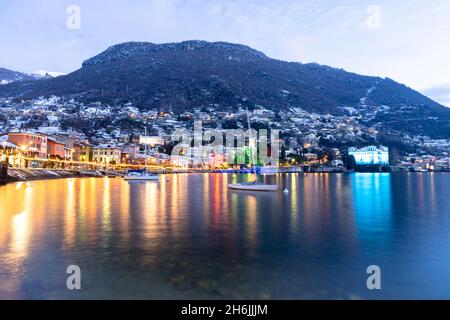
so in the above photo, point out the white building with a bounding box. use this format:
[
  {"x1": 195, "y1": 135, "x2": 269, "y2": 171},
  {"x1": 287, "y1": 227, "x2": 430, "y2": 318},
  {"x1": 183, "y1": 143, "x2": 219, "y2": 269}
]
[
  {"x1": 92, "y1": 144, "x2": 121, "y2": 164},
  {"x1": 121, "y1": 144, "x2": 140, "y2": 159},
  {"x1": 140, "y1": 136, "x2": 164, "y2": 146},
  {"x1": 331, "y1": 159, "x2": 344, "y2": 167},
  {"x1": 348, "y1": 146, "x2": 389, "y2": 165}
]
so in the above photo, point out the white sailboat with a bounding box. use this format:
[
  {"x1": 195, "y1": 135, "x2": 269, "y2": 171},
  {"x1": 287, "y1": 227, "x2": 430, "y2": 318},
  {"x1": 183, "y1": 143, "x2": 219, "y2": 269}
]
[
  {"x1": 123, "y1": 169, "x2": 159, "y2": 181},
  {"x1": 228, "y1": 181, "x2": 279, "y2": 191},
  {"x1": 228, "y1": 108, "x2": 278, "y2": 192},
  {"x1": 123, "y1": 127, "x2": 160, "y2": 181}
]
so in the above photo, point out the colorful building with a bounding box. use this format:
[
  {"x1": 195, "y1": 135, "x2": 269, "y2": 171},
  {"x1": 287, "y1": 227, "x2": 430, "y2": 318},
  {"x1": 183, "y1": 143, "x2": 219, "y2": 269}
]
[
  {"x1": 92, "y1": 144, "x2": 122, "y2": 164},
  {"x1": 8, "y1": 132, "x2": 48, "y2": 159},
  {"x1": 64, "y1": 147, "x2": 73, "y2": 161},
  {"x1": 0, "y1": 141, "x2": 19, "y2": 166},
  {"x1": 47, "y1": 137, "x2": 66, "y2": 159},
  {"x1": 72, "y1": 142, "x2": 92, "y2": 162},
  {"x1": 121, "y1": 144, "x2": 140, "y2": 159},
  {"x1": 140, "y1": 135, "x2": 165, "y2": 146},
  {"x1": 348, "y1": 146, "x2": 389, "y2": 165}
]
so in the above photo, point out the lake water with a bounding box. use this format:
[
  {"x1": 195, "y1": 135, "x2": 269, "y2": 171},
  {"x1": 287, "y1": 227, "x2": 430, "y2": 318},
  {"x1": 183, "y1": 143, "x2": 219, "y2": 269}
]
[{"x1": 0, "y1": 173, "x2": 449, "y2": 299}]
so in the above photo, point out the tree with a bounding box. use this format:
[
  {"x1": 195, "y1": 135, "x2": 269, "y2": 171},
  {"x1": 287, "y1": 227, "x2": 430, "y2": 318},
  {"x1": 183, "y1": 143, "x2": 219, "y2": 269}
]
[
  {"x1": 280, "y1": 144, "x2": 288, "y2": 163},
  {"x1": 221, "y1": 119, "x2": 239, "y2": 129},
  {"x1": 343, "y1": 154, "x2": 357, "y2": 170}
]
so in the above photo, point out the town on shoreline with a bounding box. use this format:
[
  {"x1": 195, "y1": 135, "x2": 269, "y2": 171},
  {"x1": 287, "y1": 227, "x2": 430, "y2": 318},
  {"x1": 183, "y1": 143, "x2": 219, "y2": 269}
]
[
  {"x1": 1, "y1": 125, "x2": 449, "y2": 185},
  {"x1": 1, "y1": 96, "x2": 449, "y2": 183}
]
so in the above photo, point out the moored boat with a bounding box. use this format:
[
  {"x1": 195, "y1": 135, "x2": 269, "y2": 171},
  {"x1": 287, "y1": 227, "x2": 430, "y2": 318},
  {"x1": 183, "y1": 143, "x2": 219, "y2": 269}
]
[
  {"x1": 227, "y1": 107, "x2": 279, "y2": 192},
  {"x1": 228, "y1": 181, "x2": 279, "y2": 191},
  {"x1": 123, "y1": 170, "x2": 159, "y2": 181}
]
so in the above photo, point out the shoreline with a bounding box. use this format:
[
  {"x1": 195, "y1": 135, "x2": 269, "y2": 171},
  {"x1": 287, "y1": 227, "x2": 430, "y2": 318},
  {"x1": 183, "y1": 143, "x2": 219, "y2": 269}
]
[
  {"x1": 1, "y1": 168, "x2": 448, "y2": 186},
  {"x1": 0, "y1": 169, "x2": 121, "y2": 185}
]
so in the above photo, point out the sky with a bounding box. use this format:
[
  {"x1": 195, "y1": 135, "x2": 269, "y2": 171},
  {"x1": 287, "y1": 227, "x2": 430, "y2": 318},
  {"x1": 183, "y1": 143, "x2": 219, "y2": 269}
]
[{"x1": 0, "y1": 0, "x2": 449, "y2": 106}]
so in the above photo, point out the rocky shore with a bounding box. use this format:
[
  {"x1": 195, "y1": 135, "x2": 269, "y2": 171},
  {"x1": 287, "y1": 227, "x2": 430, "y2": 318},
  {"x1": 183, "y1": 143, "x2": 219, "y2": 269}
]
[{"x1": 0, "y1": 168, "x2": 122, "y2": 184}]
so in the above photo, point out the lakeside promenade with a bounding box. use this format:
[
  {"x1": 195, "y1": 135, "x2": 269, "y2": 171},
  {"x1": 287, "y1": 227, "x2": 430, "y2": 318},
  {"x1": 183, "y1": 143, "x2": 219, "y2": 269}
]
[{"x1": 1, "y1": 166, "x2": 448, "y2": 185}]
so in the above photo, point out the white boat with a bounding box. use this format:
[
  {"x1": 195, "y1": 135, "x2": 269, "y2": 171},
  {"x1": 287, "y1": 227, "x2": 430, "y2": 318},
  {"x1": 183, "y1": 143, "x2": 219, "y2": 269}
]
[
  {"x1": 227, "y1": 108, "x2": 278, "y2": 192},
  {"x1": 123, "y1": 170, "x2": 159, "y2": 181},
  {"x1": 228, "y1": 181, "x2": 279, "y2": 191},
  {"x1": 123, "y1": 128, "x2": 160, "y2": 182},
  {"x1": 259, "y1": 166, "x2": 279, "y2": 175}
]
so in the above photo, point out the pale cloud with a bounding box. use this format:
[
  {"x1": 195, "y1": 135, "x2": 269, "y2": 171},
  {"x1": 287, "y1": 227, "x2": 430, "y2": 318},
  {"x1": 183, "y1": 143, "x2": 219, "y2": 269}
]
[
  {"x1": 0, "y1": 0, "x2": 449, "y2": 106},
  {"x1": 422, "y1": 85, "x2": 450, "y2": 107}
]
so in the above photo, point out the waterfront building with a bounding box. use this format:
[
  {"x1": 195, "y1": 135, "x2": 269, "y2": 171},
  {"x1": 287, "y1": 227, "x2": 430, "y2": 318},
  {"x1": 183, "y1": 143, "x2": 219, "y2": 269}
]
[
  {"x1": 0, "y1": 141, "x2": 19, "y2": 166},
  {"x1": 170, "y1": 155, "x2": 191, "y2": 168},
  {"x1": 47, "y1": 137, "x2": 66, "y2": 159},
  {"x1": 50, "y1": 131, "x2": 88, "y2": 149},
  {"x1": 72, "y1": 142, "x2": 92, "y2": 162},
  {"x1": 92, "y1": 144, "x2": 122, "y2": 164},
  {"x1": 48, "y1": 131, "x2": 90, "y2": 162},
  {"x1": 121, "y1": 144, "x2": 140, "y2": 159},
  {"x1": 140, "y1": 135, "x2": 165, "y2": 146},
  {"x1": 348, "y1": 145, "x2": 389, "y2": 165},
  {"x1": 223, "y1": 146, "x2": 246, "y2": 164},
  {"x1": 331, "y1": 159, "x2": 344, "y2": 167},
  {"x1": 64, "y1": 147, "x2": 72, "y2": 161},
  {"x1": 121, "y1": 152, "x2": 131, "y2": 163},
  {"x1": 185, "y1": 147, "x2": 210, "y2": 165},
  {"x1": 304, "y1": 153, "x2": 318, "y2": 161},
  {"x1": 8, "y1": 131, "x2": 48, "y2": 159}
]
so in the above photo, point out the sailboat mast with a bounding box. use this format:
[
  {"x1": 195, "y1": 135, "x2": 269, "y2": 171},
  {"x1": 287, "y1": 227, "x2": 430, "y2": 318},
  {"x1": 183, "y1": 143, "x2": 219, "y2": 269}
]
[
  {"x1": 144, "y1": 127, "x2": 147, "y2": 169},
  {"x1": 246, "y1": 107, "x2": 257, "y2": 177}
]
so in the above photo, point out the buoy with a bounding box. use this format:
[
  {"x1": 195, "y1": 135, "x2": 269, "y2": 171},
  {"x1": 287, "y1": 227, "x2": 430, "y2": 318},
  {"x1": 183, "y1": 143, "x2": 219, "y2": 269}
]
[{"x1": 283, "y1": 188, "x2": 290, "y2": 193}]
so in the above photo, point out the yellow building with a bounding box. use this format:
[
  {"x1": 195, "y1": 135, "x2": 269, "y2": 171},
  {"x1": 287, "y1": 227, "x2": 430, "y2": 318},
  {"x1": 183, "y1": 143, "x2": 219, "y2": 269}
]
[{"x1": 92, "y1": 144, "x2": 121, "y2": 164}]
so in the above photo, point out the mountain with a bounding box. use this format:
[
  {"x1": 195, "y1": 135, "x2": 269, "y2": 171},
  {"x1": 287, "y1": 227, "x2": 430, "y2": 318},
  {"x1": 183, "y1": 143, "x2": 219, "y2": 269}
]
[
  {"x1": 0, "y1": 67, "x2": 40, "y2": 85},
  {"x1": 0, "y1": 67, "x2": 63, "y2": 85},
  {"x1": 33, "y1": 70, "x2": 65, "y2": 78},
  {"x1": 0, "y1": 40, "x2": 449, "y2": 138}
]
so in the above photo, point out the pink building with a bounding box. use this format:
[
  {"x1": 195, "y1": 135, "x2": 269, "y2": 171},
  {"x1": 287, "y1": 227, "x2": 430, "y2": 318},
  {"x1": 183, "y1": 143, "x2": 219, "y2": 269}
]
[
  {"x1": 8, "y1": 132, "x2": 48, "y2": 159},
  {"x1": 47, "y1": 137, "x2": 66, "y2": 159}
]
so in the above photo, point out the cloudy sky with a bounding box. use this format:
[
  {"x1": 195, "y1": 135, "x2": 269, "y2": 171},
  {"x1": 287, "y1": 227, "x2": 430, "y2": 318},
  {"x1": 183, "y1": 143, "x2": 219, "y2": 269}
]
[{"x1": 0, "y1": 0, "x2": 449, "y2": 106}]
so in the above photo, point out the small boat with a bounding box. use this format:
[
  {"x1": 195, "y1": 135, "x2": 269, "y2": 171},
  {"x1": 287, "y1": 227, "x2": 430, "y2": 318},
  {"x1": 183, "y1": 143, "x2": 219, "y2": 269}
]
[
  {"x1": 227, "y1": 107, "x2": 278, "y2": 192},
  {"x1": 228, "y1": 181, "x2": 279, "y2": 191},
  {"x1": 124, "y1": 128, "x2": 160, "y2": 181},
  {"x1": 123, "y1": 170, "x2": 159, "y2": 181},
  {"x1": 259, "y1": 166, "x2": 279, "y2": 175}
]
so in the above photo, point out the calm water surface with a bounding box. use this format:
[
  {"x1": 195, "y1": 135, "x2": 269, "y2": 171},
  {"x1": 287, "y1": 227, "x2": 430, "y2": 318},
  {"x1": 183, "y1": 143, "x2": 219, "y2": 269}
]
[{"x1": 0, "y1": 173, "x2": 449, "y2": 299}]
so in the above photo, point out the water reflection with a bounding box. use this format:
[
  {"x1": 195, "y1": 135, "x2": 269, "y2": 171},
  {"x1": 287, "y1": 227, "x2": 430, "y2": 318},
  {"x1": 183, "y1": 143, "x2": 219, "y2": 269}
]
[
  {"x1": 102, "y1": 178, "x2": 112, "y2": 241},
  {"x1": 64, "y1": 179, "x2": 76, "y2": 249},
  {"x1": 0, "y1": 173, "x2": 449, "y2": 299},
  {"x1": 351, "y1": 173, "x2": 393, "y2": 243},
  {"x1": 11, "y1": 211, "x2": 29, "y2": 262}
]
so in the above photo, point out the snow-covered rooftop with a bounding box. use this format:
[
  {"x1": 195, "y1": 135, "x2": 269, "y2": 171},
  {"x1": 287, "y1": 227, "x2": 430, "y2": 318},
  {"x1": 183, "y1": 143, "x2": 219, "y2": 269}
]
[{"x1": 0, "y1": 141, "x2": 18, "y2": 148}]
